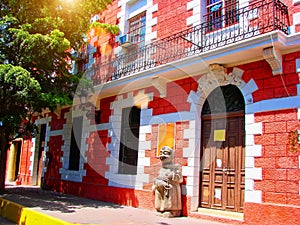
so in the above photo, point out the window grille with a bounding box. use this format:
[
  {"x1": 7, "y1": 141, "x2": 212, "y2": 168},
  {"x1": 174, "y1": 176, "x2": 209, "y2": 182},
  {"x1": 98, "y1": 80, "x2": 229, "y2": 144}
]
[
  {"x1": 205, "y1": 0, "x2": 239, "y2": 31},
  {"x1": 128, "y1": 12, "x2": 146, "y2": 45}
]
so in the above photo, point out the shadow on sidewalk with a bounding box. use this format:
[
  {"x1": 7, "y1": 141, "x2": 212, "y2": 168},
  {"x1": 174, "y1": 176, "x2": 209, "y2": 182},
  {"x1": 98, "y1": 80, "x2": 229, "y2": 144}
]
[
  {"x1": 0, "y1": 184, "x2": 229, "y2": 225},
  {"x1": 1, "y1": 185, "x2": 124, "y2": 214}
]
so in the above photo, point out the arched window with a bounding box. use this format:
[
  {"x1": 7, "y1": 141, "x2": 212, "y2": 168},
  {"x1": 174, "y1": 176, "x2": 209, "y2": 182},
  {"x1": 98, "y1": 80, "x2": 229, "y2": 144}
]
[{"x1": 202, "y1": 84, "x2": 244, "y2": 115}]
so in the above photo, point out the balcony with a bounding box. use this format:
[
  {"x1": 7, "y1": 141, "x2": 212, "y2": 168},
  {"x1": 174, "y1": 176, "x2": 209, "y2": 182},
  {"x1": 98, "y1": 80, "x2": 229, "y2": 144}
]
[{"x1": 91, "y1": 0, "x2": 289, "y2": 86}]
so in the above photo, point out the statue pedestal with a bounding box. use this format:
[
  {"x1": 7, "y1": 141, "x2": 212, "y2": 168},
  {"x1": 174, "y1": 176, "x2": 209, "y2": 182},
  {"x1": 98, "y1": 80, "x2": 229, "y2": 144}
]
[{"x1": 156, "y1": 210, "x2": 181, "y2": 218}]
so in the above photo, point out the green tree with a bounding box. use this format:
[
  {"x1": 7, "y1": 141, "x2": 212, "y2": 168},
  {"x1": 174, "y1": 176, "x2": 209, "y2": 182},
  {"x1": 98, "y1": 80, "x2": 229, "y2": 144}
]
[{"x1": 0, "y1": 0, "x2": 118, "y2": 192}]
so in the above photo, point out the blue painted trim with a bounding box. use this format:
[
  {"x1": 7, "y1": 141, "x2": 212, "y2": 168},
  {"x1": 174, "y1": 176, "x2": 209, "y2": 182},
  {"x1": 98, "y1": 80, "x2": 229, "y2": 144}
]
[
  {"x1": 128, "y1": 0, "x2": 147, "y2": 14},
  {"x1": 246, "y1": 95, "x2": 300, "y2": 114},
  {"x1": 297, "y1": 84, "x2": 300, "y2": 95},
  {"x1": 296, "y1": 58, "x2": 300, "y2": 73}
]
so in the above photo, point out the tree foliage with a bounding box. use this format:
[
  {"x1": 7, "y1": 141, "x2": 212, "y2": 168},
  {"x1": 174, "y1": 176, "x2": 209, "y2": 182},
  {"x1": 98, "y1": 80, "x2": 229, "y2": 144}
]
[
  {"x1": 0, "y1": 0, "x2": 119, "y2": 191},
  {"x1": 0, "y1": 64, "x2": 41, "y2": 137},
  {"x1": 0, "y1": 0, "x2": 118, "y2": 137}
]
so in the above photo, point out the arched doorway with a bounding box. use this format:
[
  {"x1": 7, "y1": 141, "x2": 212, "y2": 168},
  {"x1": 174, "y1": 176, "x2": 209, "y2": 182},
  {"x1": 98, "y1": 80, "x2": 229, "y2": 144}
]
[{"x1": 200, "y1": 84, "x2": 245, "y2": 212}]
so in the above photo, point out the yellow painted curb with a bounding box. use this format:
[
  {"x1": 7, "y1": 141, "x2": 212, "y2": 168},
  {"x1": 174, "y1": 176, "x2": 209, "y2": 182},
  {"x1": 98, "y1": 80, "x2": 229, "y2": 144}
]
[{"x1": 0, "y1": 197, "x2": 73, "y2": 225}]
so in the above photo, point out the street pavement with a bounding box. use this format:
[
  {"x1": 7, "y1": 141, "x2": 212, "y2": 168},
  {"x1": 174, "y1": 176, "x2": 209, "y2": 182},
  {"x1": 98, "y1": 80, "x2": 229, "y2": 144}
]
[{"x1": 1, "y1": 184, "x2": 229, "y2": 225}]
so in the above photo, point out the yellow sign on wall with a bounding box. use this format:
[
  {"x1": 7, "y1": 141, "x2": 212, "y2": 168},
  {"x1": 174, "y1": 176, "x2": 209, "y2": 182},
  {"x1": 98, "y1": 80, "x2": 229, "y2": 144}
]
[
  {"x1": 214, "y1": 129, "x2": 226, "y2": 141},
  {"x1": 157, "y1": 123, "x2": 175, "y2": 156}
]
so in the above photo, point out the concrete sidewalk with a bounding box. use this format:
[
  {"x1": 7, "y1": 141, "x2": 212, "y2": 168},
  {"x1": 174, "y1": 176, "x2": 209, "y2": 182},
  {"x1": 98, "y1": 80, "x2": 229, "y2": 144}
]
[{"x1": 0, "y1": 185, "x2": 229, "y2": 225}]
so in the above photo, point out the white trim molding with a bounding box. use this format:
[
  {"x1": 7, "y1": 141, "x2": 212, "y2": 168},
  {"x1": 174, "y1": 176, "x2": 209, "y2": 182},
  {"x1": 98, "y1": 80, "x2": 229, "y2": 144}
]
[
  {"x1": 105, "y1": 90, "x2": 153, "y2": 189},
  {"x1": 185, "y1": 66, "x2": 263, "y2": 210},
  {"x1": 59, "y1": 109, "x2": 88, "y2": 183}
]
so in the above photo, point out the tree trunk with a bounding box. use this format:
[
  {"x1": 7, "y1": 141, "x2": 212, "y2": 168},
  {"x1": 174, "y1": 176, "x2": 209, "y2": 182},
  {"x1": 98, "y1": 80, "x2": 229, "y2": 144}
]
[{"x1": 0, "y1": 129, "x2": 9, "y2": 194}]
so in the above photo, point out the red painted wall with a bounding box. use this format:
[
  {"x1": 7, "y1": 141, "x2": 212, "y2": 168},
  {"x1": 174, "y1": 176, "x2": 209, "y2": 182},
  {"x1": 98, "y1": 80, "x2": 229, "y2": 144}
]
[
  {"x1": 281, "y1": 0, "x2": 300, "y2": 29},
  {"x1": 83, "y1": 130, "x2": 110, "y2": 185},
  {"x1": 147, "y1": 76, "x2": 199, "y2": 115},
  {"x1": 241, "y1": 52, "x2": 299, "y2": 102},
  {"x1": 244, "y1": 202, "x2": 300, "y2": 225},
  {"x1": 49, "y1": 108, "x2": 69, "y2": 131},
  {"x1": 254, "y1": 109, "x2": 300, "y2": 206},
  {"x1": 44, "y1": 135, "x2": 64, "y2": 182},
  {"x1": 152, "y1": 0, "x2": 193, "y2": 39}
]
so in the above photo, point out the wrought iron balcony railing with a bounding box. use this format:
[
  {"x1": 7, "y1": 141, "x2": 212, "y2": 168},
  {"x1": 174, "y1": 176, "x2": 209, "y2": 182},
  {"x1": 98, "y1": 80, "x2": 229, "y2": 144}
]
[{"x1": 91, "y1": 0, "x2": 289, "y2": 85}]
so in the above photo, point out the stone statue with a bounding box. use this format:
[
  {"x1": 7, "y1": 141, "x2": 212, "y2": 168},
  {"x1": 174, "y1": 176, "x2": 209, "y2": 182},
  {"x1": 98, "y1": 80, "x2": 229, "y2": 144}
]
[{"x1": 152, "y1": 146, "x2": 183, "y2": 217}]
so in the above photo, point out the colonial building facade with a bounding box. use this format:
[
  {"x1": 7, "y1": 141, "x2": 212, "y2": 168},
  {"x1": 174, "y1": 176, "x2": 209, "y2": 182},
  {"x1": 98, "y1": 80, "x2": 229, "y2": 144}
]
[{"x1": 6, "y1": 0, "x2": 300, "y2": 224}]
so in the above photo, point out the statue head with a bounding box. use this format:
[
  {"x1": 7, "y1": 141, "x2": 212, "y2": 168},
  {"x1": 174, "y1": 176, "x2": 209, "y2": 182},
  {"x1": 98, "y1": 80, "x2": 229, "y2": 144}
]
[{"x1": 159, "y1": 146, "x2": 174, "y2": 165}]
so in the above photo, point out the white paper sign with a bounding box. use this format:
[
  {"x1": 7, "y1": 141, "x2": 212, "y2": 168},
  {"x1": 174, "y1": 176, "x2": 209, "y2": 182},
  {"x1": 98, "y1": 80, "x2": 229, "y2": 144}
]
[
  {"x1": 216, "y1": 159, "x2": 222, "y2": 168},
  {"x1": 215, "y1": 189, "x2": 222, "y2": 200}
]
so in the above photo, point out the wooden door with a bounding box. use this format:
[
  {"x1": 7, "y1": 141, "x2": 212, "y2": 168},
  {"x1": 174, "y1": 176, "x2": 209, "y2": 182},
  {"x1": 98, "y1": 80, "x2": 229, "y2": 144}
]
[{"x1": 200, "y1": 113, "x2": 245, "y2": 212}]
